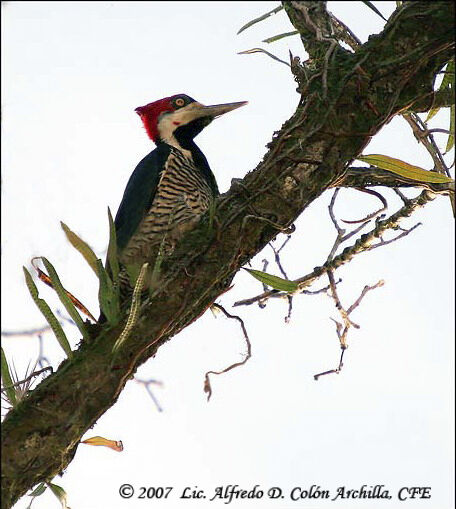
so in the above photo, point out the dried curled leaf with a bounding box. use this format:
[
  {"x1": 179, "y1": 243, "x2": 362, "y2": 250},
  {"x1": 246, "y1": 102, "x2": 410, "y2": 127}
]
[
  {"x1": 243, "y1": 268, "x2": 298, "y2": 292},
  {"x1": 357, "y1": 154, "x2": 454, "y2": 184},
  {"x1": 238, "y1": 48, "x2": 290, "y2": 67},
  {"x1": 31, "y1": 258, "x2": 96, "y2": 322},
  {"x1": 81, "y1": 436, "x2": 124, "y2": 452}
]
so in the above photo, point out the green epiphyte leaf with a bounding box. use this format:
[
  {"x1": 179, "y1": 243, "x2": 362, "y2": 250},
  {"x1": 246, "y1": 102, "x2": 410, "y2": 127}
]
[
  {"x1": 1, "y1": 347, "x2": 17, "y2": 406},
  {"x1": 106, "y1": 207, "x2": 120, "y2": 285},
  {"x1": 23, "y1": 267, "x2": 73, "y2": 358},
  {"x1": 357, "y1": 154, "x2": 454, "y2": 183},
  {"x1": 237, "y1": 5, "x2": 283, "y2": 35},
  {"x1": 61, "y1": 222, "x2": 98, "y2": 275},
  {"x1": 40, "y1": 257, "x2": 90, "y2": 341},
  {"x1": 244, "y1": 268, "x2": 298, "y2": 292}
]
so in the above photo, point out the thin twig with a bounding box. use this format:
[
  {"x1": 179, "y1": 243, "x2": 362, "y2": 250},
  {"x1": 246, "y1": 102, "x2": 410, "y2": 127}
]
[
  {"x1": 327, "y1": 270, "x2": 358, "y2": 349},
  {"x1": 393, "y1": 188, "x2": 412, "y2": 205},
  {"x1": 55, "y1": 309, "x2": 76, "y2": 326},
  {"x1": 314, "y1": 347, "x2": 346, "y2": 380},
  {"x1": 326, "y1": 188, "x2": 374, "y2": 262},
  {"x1": 37, "y1": 335, "x2": 51, "y2": 370},
  {"x1": 314, "y1": 278, "x2": 384, "y2": 379},
  {"x1": 346, "y1": 280, "x2": 385, "y2": 315},
  {"x1": 402, "y1": 112, "x2": 451, "y2": 177},
  {"x1": 270, "y1": 236, "x2": 292, "y2": 279},
  {"x1": 368, "y1": 223, "x2": 422, "y2": 250},
  {"x1": 260, "y1": 259, "x2": 269, "y2": 292},
  {"x1": 269, "y1": 235, "x2": 294, "y2": 322},
  {"x1": 341, "y1": 188, "x2": 388, "y2": 224},
  {"x1": 134, "y1": 377, "x2": 163, "y2": 412},
  {"x1": 1, "y1": 325, "x2": 53, "y2": 337},
  {"x1": 423, "y1": 128, "x2": 451, "y2": 136},
  {"x1": 301, "y1": 280, "x2": 340, "y2": 295},
  {"x1": 204, "y1": 303, "x2": 252, "y2": 401}
]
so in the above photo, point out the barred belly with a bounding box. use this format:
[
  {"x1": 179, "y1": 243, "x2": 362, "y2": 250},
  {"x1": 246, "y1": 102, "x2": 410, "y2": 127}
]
[{"x1": 120, "y1": 147, "x2": 213, "y2": 265}]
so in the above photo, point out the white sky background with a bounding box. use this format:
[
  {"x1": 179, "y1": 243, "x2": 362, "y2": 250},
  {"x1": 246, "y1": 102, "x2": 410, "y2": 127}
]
[{"x1": 1, "y1": 2, "x2": 454, "y2": 509}]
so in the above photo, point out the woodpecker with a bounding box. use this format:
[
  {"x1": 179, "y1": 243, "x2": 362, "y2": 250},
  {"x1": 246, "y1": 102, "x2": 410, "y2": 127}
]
[{"x1": 113, "y1": 93, "x2": 247, "y2": 292}]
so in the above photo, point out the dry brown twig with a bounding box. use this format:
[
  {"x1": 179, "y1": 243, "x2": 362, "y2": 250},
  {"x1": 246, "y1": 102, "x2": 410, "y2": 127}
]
[
  {"x1": 204, "y1": 303, "x2": 252, "y2": 401},
  {"x1": 402, "y1": 112, "x2": 451, "y2": 176},
  {"x1": 341, "y1": 189, "x2": 388, "y2": 224},
  {"x1": 314, "y1": 190, "x2": 387, "y2": 377},
  {"x1": 326, "y1": 188, "x2": 381, "y2": 261},
  {"x1": 313, "y1": 276, "x2": 385, "y2": 380},
  {"x1": 314, "y1": 348, "x2": 346, "y2": 380},
  {"x1": 270, "y1": 236, "x2": 294, "y2": 322}
]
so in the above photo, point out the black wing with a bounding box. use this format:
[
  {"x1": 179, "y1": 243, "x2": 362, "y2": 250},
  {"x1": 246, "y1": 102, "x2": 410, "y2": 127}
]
[{"x1": 114, "y1": 144, "x2": 171, "y2": 251}]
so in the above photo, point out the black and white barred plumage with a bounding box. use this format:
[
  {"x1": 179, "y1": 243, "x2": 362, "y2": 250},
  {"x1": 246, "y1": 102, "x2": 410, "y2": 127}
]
[{"x1": 120, "y1": 146, "x2": 214, "y2": 265}]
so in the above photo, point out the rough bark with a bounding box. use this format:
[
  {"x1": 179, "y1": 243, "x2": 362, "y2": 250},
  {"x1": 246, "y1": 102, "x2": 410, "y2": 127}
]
[{"x1": 1, "y1": 2, "x2": 454, "y2": 507}]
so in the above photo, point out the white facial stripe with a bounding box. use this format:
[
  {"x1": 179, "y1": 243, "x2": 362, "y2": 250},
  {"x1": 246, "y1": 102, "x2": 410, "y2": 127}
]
[{"x1": 157, "y1": 102, "x2": 204, "y2": 149}]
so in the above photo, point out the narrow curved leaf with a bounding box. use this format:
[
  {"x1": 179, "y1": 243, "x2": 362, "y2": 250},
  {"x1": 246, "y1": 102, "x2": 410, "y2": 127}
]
[
  {"x1": 26, "y1": 483, "x2": 47, "y2": 508},
  {"x1": 238, "y1": 48, "x2": 290, "y2": 67},
  {"x1": 361, "y1": 1, "x2": 388, "y2": 21},
  {"x1": 244, "y1": 268, "x2": 298, "y2": 292},
  {"x1": 28, "y1": 483, "x2": 47, "y2": 498},
  {"x1": 97, "y1": 259, "x2": 119, "y2": 326},
  {"x1": 426, "y1": 59, "x2": 454, "y2": 121},
  {"x1": 263, "y1": 30, "x2": 299, "y2": 44},
  {"x1": 445, "y1": 104, "x2": 454, "y2": 153},
  {"x1": 61, "y1": 222, "x2": 98, "y2": 275},
  {"x1": 106, "y1": 207, "x2": 119, "y2": 285},
  {"x1": 439, "y1": 59, "x2": 454, "y2": 93},
  {"x1": 1, "y1": 347, "x2": 17, "y2": 406},
  {"x1": 357, "y1": 154, "x2": 454, "y2": 183},
  {"x1": 47, "y1": 482, "x2": 69, "y2": 509},
  {"x1": 237, "y1": 5, "x2": 283, "y2": 35},
  {"x1": 23, "y1": 267, "x2": 73, "y2": 359},
  {"x1": 41, "y1": 257, "x2": 90, "y2": 341},
  {"x1": 425, "y1": 107, "x2": 439, "y2": 123},
  {"x1": 31, "y1": 258, "x2": 96, "y2": 322}
]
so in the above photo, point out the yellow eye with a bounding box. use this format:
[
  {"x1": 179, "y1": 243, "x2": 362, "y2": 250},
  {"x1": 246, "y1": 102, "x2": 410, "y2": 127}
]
[{"x1": 174, "y1": 98, "x2": 185, "y2": 107}]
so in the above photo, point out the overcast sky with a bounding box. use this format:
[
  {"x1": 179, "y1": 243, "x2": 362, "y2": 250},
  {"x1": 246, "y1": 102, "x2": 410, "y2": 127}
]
[{"x1": 2, "y1": 2, "x2": 454, "y2": 509}]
